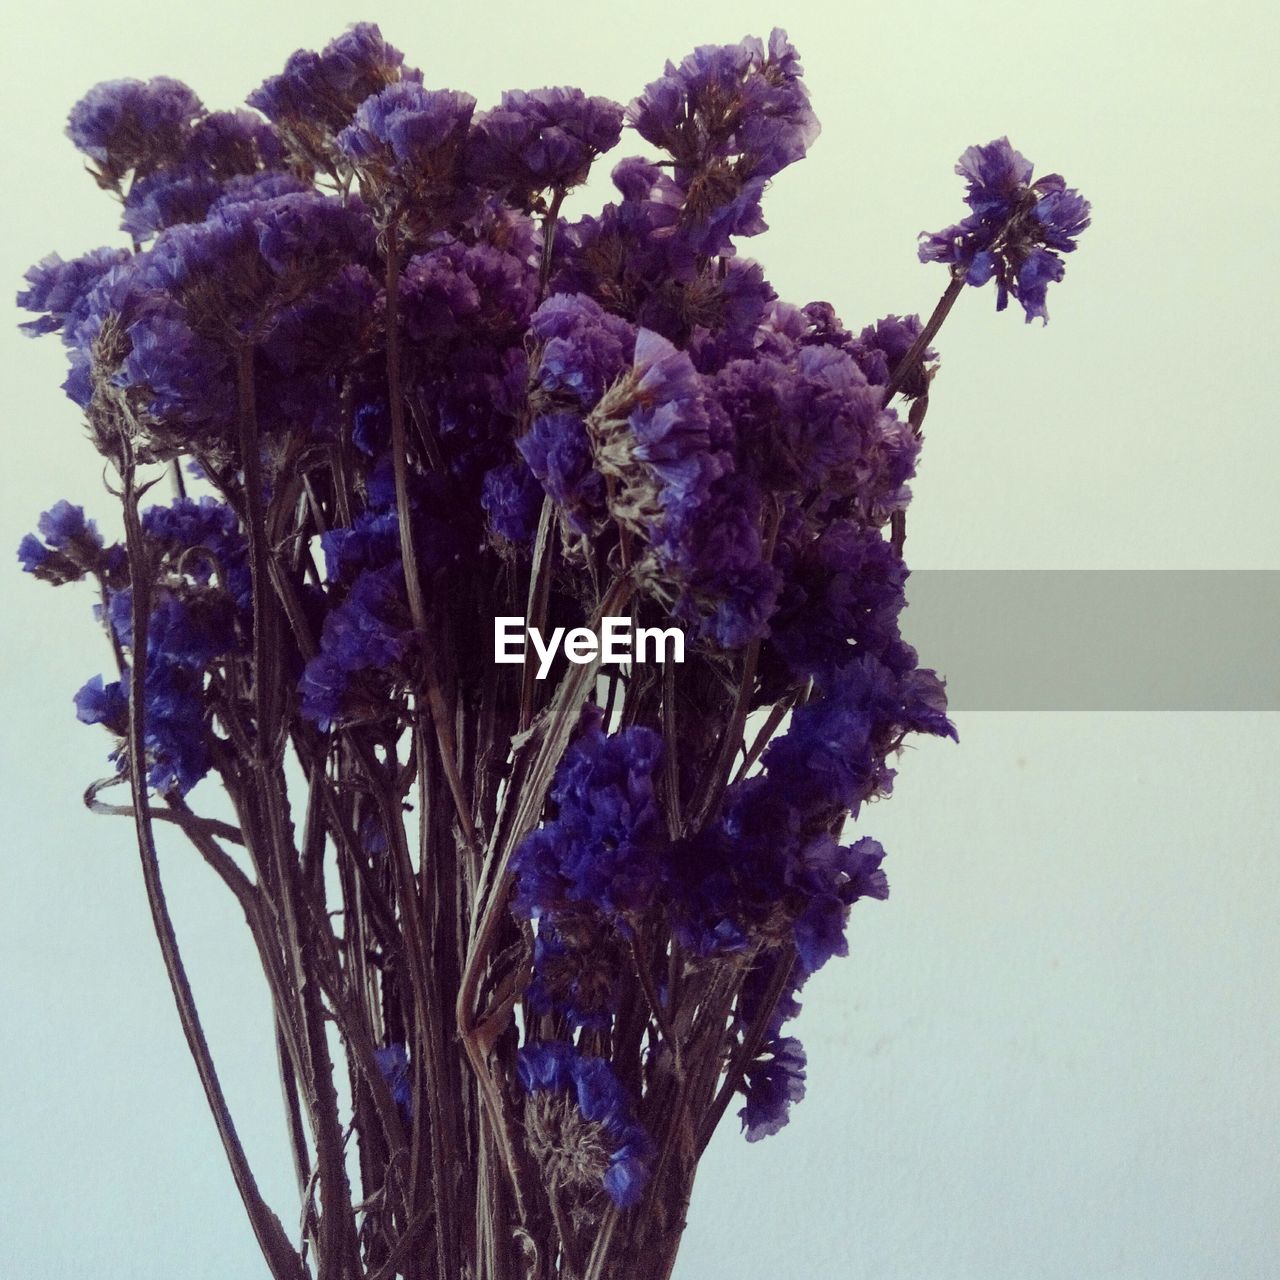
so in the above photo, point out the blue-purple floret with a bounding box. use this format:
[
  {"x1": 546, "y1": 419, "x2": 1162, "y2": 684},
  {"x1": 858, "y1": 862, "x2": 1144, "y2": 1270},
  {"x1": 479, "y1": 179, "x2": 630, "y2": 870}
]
[
  {"x1": 338, "y1": 83, "x2": 476, "y2": 169},
  {"x1": 919, "y1": 137, "x2": 1091, "y2": 323},
  {"x1": 517, "y1": 411, "x2": 605, "y2": 534},
  {"x1": 74, "y1": 674, "x2": 129, "y2": 734},
  {"x1": 17, "y1": 249, "x2": 132, "y2": 337},
  {"x1": 739, "y1": 1035, "x2": 807, "y2": 1141},
  {"x1": 468, "y1": 87, "x2": 624, "y2": 202},
  {"x1": 247, "y1": 23, "x2": 411, "y2": 131},
  {"x1": 66, "y1": 77, "x2": 204, "y2": 178},
  {"x1": 481, "y1": 460, "x2": 544, "y2": 542},
  {"x1": 531, "y1": 293, "x2": 636, "y2": 405},
  {"x1": 516, "y1": 1041, "x2": 653, "y2": 1207},
  {"x1": 513, "y1": 721, "x2": 665, "y2": 918},
  {"x1": 626, "y1": 28, "x2": 819, "y2": 254},
  {"x1": 17, "y1": 501, "x2": 110, "y2": 583},
  {"x1": 374, "y1": 1043, "x2": 413, "y2": 1125}
]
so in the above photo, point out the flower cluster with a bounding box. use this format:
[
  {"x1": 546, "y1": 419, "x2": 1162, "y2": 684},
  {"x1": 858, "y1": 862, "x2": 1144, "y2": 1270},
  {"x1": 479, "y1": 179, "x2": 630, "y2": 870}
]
[
  {"x1": 919, "y1": 136, "x2": 1091, "y2": 322},
  {"x1": 16, "y1": 23, "x2": 1087, "y2": 1274},
  {"x1": 517, "y1": 1041, "x2": 652, "y2": 1207}
]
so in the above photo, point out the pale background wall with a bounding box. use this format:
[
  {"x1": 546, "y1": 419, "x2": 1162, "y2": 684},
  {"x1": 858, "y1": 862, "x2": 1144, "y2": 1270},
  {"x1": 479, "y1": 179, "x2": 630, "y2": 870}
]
[{"x1": 1, "y1": 2, "x2": 1277, "y2": 1276}]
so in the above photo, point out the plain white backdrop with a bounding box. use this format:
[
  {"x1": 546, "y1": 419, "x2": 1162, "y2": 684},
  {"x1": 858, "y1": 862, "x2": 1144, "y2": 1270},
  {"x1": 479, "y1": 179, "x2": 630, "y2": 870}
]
[{"x1": 2, "y1": 2, "x2": 1277, "y2": 1276}]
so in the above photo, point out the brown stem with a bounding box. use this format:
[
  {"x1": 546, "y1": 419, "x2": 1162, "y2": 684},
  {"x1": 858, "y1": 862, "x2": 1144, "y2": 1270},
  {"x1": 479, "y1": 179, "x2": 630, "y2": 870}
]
[
  {"x1": 118, "y1": 450, "x2": 302, "y2": 1280},
  {"x1": 384, "y1": 220, "x2": 480, "y2": 855},
  {"x1": 883, "y1": 271, "x2": 965, "y2": 402}
]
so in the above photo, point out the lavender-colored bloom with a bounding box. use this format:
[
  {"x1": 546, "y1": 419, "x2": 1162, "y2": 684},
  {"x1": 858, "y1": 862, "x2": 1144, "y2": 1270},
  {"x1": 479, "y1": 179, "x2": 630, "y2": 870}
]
[
  {"x1": 299, "y1": 562, "x2": 413, "y2": 729},
  {"x1": 626, "y1": 29, "x2": 819, "y2": 253},
  {"x1": 121, "y1": 173, "x2": 227, "y2": 241},
  {"x1": 468, "y1": 87, "x2": 624, "y2": 206},
  {"x1": 516, "y1": 1041, "x2": 652, "y2": 1206},
  {"x1": 17, "y1": 501, "x2": 108, "y2": 584},
  {"x1": 480, "y1": 459, "x2": 544, "y2": 542},
  {"x1": 248, "y1": 23, "x2": 410, "y2": 137},
  {"x1": 66, "y1": 77, "x2": 204, "y2": 182},
  {"x1": 398, "y1": 240, "x2": 537, "y2": 348},
  {"x1": 338, "y1": 83, "x2": 476, "y2": 174},
  {"x1": 138, "y1": 662, "x2": 210, "y2": 795},
  {"x1": 527, "y1": 914, "x2": 624, "y2": 1029},
  {"x1": 768, "y1": 520, "x2": 913, "y2": 681},
  {"x1": 374, "y1": 1043, "x2": 413, "y2": 1124},
  {"x1": 919, "y1": 137, "x2": 1090, "y2": 323},
  {"x1": 512, "y1": 722, "x2": 666, "y2": 918},
  {"x1": 739, "y1": 1035, "x2": 806, "y2": 1141},
  {"x1": 17, "y1": 248, "x2": 132, "y2": 337},
  {"x1": 74, "y1": 674, "x2": 129, "y2": 734},
  {"x1": 628, "y1": 29, "x2": 817, "y2": 182},
  {"x1": 142, "y1": 497, "x2": 251, "y2": 611},
  {"x1": 791, "y1": 835, "x2": 889, "y2": 976},
  {"x1": 530, "y1": 293, "x2": 636, "y2": 406},
  {"x1": 119, "y1": 110, "x2": 288, "y2": 241},
  {"x1": 517, "y1": 411, "x2": 606, "y2": 534},
  {"x1": 764, "y1": 654, "x2": 955, "y2": 816}
]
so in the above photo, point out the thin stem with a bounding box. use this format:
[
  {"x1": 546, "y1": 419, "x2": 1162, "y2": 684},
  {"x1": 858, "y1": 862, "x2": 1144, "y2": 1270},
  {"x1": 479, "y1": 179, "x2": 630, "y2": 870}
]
[
  {"x1": 882, "y1": 271, "x2": 965, "y2": 402},
  {"x1": 118, "y1": 449, "x2": 302, "y2": 1280},
  {"x1": 538, "y1": 187, "x2": 566, "y2": 300},
  {"x1": 384, "y1": 220, "x2": 480, "y2": 854}
]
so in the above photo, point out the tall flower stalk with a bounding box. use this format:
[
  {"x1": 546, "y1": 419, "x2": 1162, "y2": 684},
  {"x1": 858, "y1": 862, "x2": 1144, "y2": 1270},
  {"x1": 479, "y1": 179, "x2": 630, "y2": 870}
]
[{"x1": 16, "y1": 23, "x2": 1088, "y2": 1280}]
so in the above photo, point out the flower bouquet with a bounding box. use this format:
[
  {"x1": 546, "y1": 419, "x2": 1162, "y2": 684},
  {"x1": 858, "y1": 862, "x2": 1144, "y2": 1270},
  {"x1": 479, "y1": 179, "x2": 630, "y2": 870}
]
[{"x1": 17, "y1": 22, "x2": 1088, "y2": 1280}]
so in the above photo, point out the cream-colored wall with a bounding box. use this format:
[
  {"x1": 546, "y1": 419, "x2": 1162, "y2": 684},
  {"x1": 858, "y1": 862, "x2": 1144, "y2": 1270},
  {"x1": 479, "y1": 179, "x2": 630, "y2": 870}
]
[{"x1": 2, "y1": 2, "x2": 1277, "y2": 1276}]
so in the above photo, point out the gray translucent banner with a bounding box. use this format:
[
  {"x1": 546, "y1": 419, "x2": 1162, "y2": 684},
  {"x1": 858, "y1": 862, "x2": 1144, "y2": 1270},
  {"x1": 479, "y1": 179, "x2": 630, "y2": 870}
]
[{"x1": 901, "y1": 572, "x2": 1280, "y2": 710}]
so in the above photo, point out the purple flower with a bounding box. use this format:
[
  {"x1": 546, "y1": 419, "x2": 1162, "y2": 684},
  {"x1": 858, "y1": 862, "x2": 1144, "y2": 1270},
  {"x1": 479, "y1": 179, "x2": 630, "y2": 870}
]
[
  {"x1": 791, "y1": 835, "x2": 889, "y2": 975},
  {"x1": 626, "y1": 29, "x2": 819, "y2": 253},
  {"x1": 374, "y1": 1043, "x2": 413, "y2": 1124},
  {"x1": 527, "y1": 914, "x2": 624, "y2": 1029},
  {"x1": 338, "y1": 83, "x2": 476, "y2": 175},
  {"x1": 739, "y1": 1036, "x2": 806, "y2": 1141},
  {"x1": 481, "y1": 459, "x2": 544, "y2": 542},
  {"x1": 17, "y1": 501, "x2": 109, "y2": 584},
  {"x1": 468, "y1": 87, "x2": 624, "y2": 205},
  {"x1": 531, "y1": 293, "x2": 636, "y2": 406},
  {"x1": 512, "y1": 722, "x2": 666, "y2": 918},
  {"x1": 516, "y1": 1041, "x2": 652, "y2": 1206},
  {"x1": 299, "y1": 563, "x2": 413, "y2": 730},
  {"x1": 74, "y1": 674, "x2": 128, "y2": 734},
  {"x1": 517, "y1": 411, "x2": 606, "y2": 534},
  {"x1": 247, "y1": 23, "x2": 412, "y2": 146},
  {"x1": 919, "y1": 137, "x2": 1090, "y2": 323},
  {"x1": 17, "y1": 248, "x2": 132, "y2": 337},
  {"x1": 67, "y1": 77, "x2": 204, "y2": 183}
]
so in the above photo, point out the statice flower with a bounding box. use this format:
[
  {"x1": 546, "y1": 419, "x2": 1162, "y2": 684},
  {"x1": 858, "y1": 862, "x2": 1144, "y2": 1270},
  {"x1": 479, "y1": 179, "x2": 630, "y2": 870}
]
[
  {"x1": 120, "y1": 111, "x2": 288, "y2": 241},
  {"x1": 74, "y1": 674, "x2": 129, "y2": 734},
  {"x1": 526, "y1": 913, "x2": 626, "y2": 1029},
  {"x1": 517, "y1": 411, "x2": 606, "y2": 535},
  {"x1": 468, "y1": 87, "x2": 624, "y2": 209},
  {"x1": 16, "y1": 24, "x2": 1094, "y2": 1271},
  {"x1": 512, "y1": 720, "x2": 666, "y2": 918},
  {"x1": 17, "y1": 248, "x2": 132, "y2": 337},
  {"x1": 247, "y1": 23, "x2": 414, "y2": 166},
  {"x1": 919, "y1": 137, "x2": 1091, "y2": 323},
  {"x1": 299, "y1": 562, "x2": 414, "y2": 731},
  {"x1": 517, "y1": 1041, "x2": 652, "y2": 1207},
  {"x1": 530, "y1": 293, "x2": 636, "y2": 407},
  {"x1": 739, "y1": 1035, "x2": 807, "y2": 1141},
  {"x1": 17, "y1": 501, "x2": 111, "y2": 584},
  {"x1": 627, "y1": 28, "x2": 819, "y2": 253},
  {"x1": 338, "y1": 84, "x2": 476, "y2": 222},
  {"x1": 66, "y1": 77, "x2": 204, "y2": 187},
  {"x1": 480, "y1": 459, "x2": 544, "y2": 543}
]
